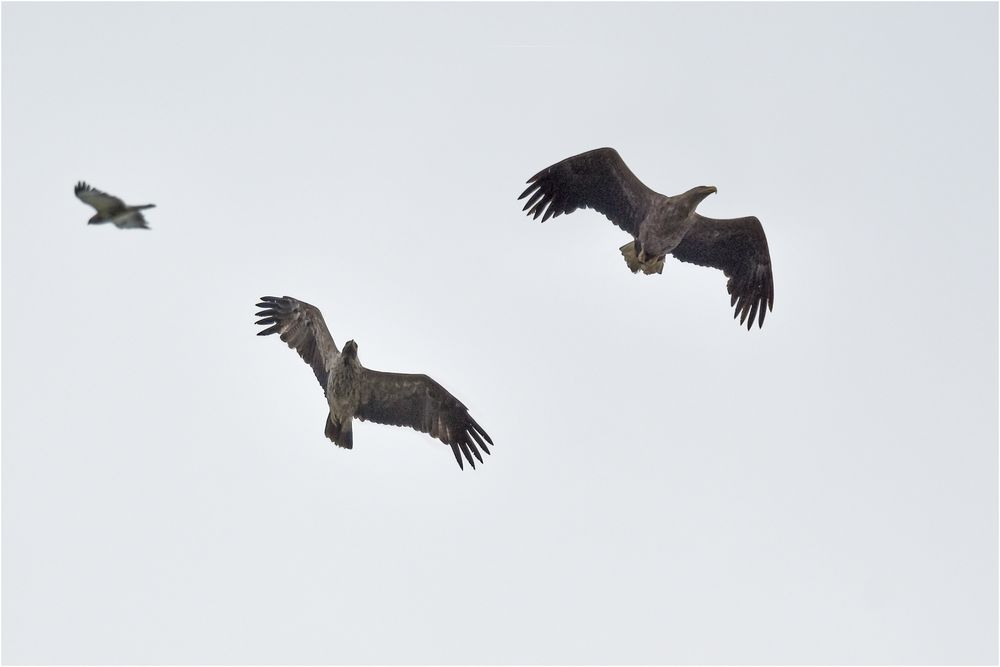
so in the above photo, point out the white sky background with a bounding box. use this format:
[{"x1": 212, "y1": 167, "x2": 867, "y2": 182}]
[{"x1": 2, "y1": 2, "x2": 997, "y2": 664}]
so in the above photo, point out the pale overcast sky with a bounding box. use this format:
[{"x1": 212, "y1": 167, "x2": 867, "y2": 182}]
[{"x1": 2, "y1": 2, "x2": 997, "y2": 664}]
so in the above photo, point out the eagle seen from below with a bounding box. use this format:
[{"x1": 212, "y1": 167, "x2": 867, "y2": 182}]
[
  {"x1": 519, "y1": 148, "x2": 774, "y2": 329},
  {"x1": 74, "y1": 181, "x2": 155, "y2": 229},
  {"x1": 255, "y1": 296, "x2": 493, "y2": 470}
]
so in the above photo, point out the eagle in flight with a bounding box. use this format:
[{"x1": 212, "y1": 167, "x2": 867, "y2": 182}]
[
  {"x1": 255, "y1": 296, "x2": 493, "y2": 470},
  {"x1": 519, "y1": 148, "x2": 774, "y2": 329},
  {"x1": 74, "y1": 181, "x2": 155, "y2": 229}
]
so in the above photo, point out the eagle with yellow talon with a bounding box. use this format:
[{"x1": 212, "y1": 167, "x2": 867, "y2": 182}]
[{"x1": 519, "y1": 147, "x2": 775, "y2": 330}]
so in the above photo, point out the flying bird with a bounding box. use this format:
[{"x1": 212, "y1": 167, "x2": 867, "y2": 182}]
[
  {"x1": 519, "y1": 148, "x2": 774, "y2": 329},
  {"x1": 74, "y1": 181, "x2": 155, "y2": 229},
  {"x1": 255, "y1": 296, "x2": 494, "y2": 470}
]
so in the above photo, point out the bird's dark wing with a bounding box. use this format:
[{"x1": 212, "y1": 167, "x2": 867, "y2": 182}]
[
  {"x1": 355, "y1": 369, "x2": 493, "y2": 470},
  {"x1": 255, "y1": 296, "x2": 340, "y2": 391},
  {"x1": 518, "y1": 147, "x2": 658, "y2": 235},
  {"x1": 670, "y1": 215, "x2": 774, "y2": 329},
  {"x1": 74, "y1": 181, "x2": 125, "y2": 215}
]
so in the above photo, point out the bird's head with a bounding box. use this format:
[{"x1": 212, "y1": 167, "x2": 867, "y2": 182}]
[
  {"x1": 342, "y1": 340, "x2": 359, "y2": 360},
  {"x1": 683, "y1": 185, "x2": 717, "y2": 208}
]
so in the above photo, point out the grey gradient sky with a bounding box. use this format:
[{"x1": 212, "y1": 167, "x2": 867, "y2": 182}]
[{"x1": 2, "y1": 2, "x2": 997, "y2": 664}]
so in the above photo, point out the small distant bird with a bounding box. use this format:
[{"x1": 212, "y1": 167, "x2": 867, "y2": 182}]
[
  {"x1": 519, "y1": 148, "x2": 774, "y2": 329},
  {"x1": 255, "y1": 296, "x2": 494, "y2": 470},
  {"x1": 74, "y1": 181, "x2": 155, "y2": 229}
]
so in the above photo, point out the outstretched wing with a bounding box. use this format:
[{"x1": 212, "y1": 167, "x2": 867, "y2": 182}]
[
  {"x1": 518, "y1": 147, "x2": 659, "y2": 235},
  {"x1": 355, "y1": 369, "x2": 493, "y2": 470},
  {"x1": 670, "y1": 215, "x2": 774, "y2": 330},
  {"x1": 74, "y1": 181, "x2": 125, "y2": 215},
  {"x1": 112, "y1": 211, "x2": 150, "y2": 229},
  {"x1": 255, "y1": 296, "x2": 340, "y2": 391}
]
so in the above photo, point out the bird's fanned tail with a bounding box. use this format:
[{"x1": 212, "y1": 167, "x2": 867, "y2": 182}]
[{"x1": 325, "y1": 415, "x2": 353, "y2": 449}]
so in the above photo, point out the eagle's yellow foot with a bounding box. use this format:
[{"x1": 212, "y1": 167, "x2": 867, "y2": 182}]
[
  {"x1": 642, "y1": 255, "x2": 665, "y2": 275},
  {"x1": 619, "y1": 241, "x2": 643, "y2": 273}
]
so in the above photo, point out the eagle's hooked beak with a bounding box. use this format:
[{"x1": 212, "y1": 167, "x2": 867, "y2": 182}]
[{"x1": 690, "y1": 186, "x2": 716, "y2": 204}]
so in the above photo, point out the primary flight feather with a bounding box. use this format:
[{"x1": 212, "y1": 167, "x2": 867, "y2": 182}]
[
  {"x1": 255, "y1": 296, "x2": 493, "y2": 470},
  {"x1": 519, "y1": 148, "x2": 774, "y2": 329}
]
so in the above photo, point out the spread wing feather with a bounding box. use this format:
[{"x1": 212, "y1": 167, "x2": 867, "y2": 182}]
[
  {"x1": 112, "y1": 210, "x2": 150, "y2": 229},
  {"x1": 74, "y1": 181, "x2": 125, "y2": 215},
  {"x1": 670, "y1": 215, "x2": 774, "y2": 329},
  {"x1": 255, "y1": 295, "x2": 339, "y2": 391},
  {"x1": 518, "y1": 147, "x2": 658, "y2": 235},
  {"x1": 355, "y1": 369, "x2": 493, "y2": 470}
]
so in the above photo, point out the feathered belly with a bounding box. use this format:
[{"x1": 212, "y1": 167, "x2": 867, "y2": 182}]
[
  {"x1": 639, "y1": 228, "x2": 685, "y2": 256},
  {"x1": 640, "y1": 216, "x2": 695, "y2": 256},
  {"x1": 327, "y1": 366, "x2": 362, "y2": 418}
]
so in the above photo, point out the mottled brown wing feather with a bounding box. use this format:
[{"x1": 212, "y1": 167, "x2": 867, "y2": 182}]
[
  {"x1": 518, "y1": 147, "x2": 658, "y2": 235},
  {"x1": 74, "y1": 181, "x2": 126, "y2": 215},
  {"x1": 355, "y1": 369, "x2": 493, "y2": 470},
  {"x1": 255, "y1": 296, "x2": 340, "y2": 391},
  {"x1": 670, "y1": 215, "x2": 774, "y2": 330}
]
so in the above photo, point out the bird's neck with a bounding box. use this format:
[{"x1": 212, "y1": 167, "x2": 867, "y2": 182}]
[{"x1": 667, "y1": 198, "x2": 701, "y2": 220}]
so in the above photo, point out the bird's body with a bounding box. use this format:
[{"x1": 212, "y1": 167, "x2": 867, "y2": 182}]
[
  {"x1": 74, "y1": 181, "x2": 155, "y2": 229},
  {"x1": 519, "y1": 148, "x2": 774, "y2": 329},
  {"x1": 327, "y1": 352, "x2": 363, "y2": 425},
  {"x1": 255, "y1": 296, "x2": 493, "y2": 469},
  {"x1": 634, "y1": 196, "x2": 704, "y2": 265}
]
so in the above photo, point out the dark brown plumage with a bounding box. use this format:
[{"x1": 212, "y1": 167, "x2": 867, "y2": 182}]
[
  {"x1": 255, "y1": 296, "x2": 493, "y2": 470},
  {"x1": 519, "y1": 147, "x2": 774, "y2": 329},
  {"x1": 74, "y1": 181, "x2": 155, "y2": 229}
]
